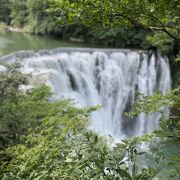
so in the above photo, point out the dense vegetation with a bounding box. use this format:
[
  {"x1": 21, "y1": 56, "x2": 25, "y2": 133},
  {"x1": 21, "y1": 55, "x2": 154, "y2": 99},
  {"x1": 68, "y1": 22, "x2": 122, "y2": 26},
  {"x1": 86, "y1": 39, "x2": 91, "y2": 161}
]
[
  {"x1": 49, "y1": 0, "x2": 179, "y2": 54},
  {"x1": 0, "y1": 0, "x2": 180, "y2": 179}
]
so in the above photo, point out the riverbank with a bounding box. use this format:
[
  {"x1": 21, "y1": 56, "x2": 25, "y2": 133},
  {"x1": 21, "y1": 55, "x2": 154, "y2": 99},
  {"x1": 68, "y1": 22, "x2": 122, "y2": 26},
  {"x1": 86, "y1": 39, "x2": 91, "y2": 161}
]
[
  {"x1": 8, "y1": 26, "x2": 24, "y2": 33},
  {"x1": 0, "y1": 23, "x2": 23, "y2": 33},
  {"x1": 0, "y1": 25, "x2": 85, "y2": 43}
]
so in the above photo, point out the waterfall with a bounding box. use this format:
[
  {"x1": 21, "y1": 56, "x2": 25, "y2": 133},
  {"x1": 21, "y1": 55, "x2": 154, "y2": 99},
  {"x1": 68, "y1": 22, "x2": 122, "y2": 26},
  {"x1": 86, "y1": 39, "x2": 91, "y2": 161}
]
[
  {"x1": 0, "y1": 48, "x2": 171, "y2": 140},
  {"x1": 0, "y1": 65, "x2": 6, "y2": 72}
]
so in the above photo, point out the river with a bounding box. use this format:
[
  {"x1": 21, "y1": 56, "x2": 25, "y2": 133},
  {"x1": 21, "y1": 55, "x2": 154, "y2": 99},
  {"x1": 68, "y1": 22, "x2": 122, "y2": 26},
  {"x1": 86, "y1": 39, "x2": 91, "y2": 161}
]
[{"x1": 0, "y1": 31, "x2": 99, "y2": 57}]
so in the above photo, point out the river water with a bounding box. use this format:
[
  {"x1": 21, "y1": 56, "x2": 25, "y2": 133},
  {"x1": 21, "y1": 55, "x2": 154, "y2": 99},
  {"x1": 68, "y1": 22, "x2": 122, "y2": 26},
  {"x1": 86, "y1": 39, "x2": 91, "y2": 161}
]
[{"x1": 0, "y1": 31, "x2": 98, "y2": 57}]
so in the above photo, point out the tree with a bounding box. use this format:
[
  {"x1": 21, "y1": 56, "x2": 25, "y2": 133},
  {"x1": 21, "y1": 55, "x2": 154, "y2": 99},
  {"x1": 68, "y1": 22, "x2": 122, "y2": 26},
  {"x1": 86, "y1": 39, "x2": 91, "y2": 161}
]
[
  {"x1": 49, "y1": 0, "x2": 180, "y2": 55},
  {"x1": 0, "y1": 0, "x2": 11, "y2": 24},
  {"x1": 25, "y1": 0, "x2": 59, "y2": 34},
  {"x1": 127, "y1": 87, "x2": 180, "y2": 178},
  {"x1": 0, "y1": 62, "x2": 52, "y2": 148},
  {"x1": 9, "y1": 0, "x2": 27, "y2": 27}
]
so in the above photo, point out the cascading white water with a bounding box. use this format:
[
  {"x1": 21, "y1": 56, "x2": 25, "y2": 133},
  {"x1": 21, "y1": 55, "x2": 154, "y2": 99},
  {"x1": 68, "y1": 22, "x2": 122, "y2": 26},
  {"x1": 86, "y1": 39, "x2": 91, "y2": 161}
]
[
  {"x1": 0, "y1": 65, "x2": 6, "y2": 72},
  {"x1": 0, "y1": 48, "x2": 171, "y2": 140}
]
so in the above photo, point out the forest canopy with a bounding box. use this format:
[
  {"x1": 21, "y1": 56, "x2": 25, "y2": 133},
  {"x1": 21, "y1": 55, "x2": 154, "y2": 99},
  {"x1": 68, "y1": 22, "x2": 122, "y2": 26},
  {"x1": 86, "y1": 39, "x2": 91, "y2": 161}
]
[{"x1": 48, "y1": 0, "x2": 180, "y2": 55}]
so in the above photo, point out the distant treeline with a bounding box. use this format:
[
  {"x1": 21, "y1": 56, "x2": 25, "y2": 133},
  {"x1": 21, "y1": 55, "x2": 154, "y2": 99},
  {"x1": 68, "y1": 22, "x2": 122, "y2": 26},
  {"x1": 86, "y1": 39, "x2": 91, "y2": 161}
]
[{"x1": 0, "y1": 0, "x2": 154, "y2": 50}]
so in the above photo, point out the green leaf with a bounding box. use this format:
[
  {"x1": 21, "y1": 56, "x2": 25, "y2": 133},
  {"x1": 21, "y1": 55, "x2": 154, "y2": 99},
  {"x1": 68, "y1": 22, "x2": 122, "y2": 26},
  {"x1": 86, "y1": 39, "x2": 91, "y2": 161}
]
[
  {"x1": 132, "y1": 163, "x2": 138, "y2": 179},
  {"x1": 115, "y1": 168, "x2": 132, "y2": 180}
]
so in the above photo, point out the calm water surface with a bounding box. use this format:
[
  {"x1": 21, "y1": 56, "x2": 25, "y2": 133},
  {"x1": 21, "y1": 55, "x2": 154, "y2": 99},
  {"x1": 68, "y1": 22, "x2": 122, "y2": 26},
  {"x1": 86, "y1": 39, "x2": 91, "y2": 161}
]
[{"x1": 0, "y1": 31, "x2": 99, "y2": 57}]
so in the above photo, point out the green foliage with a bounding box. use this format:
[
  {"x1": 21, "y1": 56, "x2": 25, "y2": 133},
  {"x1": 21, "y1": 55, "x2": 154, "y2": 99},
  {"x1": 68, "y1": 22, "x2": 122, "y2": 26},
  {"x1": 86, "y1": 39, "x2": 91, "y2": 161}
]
[
  {"x1": 173, "y1": 71, "x2": 180, "y2": 88},
  {"x1": 49, "y1": 0, "x2": 179, "y2": 38},
  {"x1": 0, "y1": 0, "x2": 11, "y2": 24},
  {"x1": 127, "y1": 87, "x2": 180, "y2": 149},
  {"x1": 1, "y1": 100, "x2": 91, "y2": 179},
  {"x1": 49, "y1": 0, "x2": 180, "y2": 54},
  {"x1": 1, "y1": 123, "x2": 154, "y2": 179},
  {"x1": 172, "y1": 58, "x2": 180, "y2": 88},
  {"x1": 88, "y1": 27, "x2": 152, "y2": 49},
  {"x1": 147, "y1": 32, "x2": 174, "y2": 54},
  {"x1": 0, "y1": 23, "x2": 9, "y2": 32},
  {"x1": 127, "y1": 87, "x2": 180, "y2": 179},
  {"x1": 0, "y1": 62, "x2": 53, "y2": 148},
  {"x1": 24, "y1": 0, "x2": 59, "y2": 34},
  {"x1": 9, "y1": 0, "x2": 27, "y2": 27}
]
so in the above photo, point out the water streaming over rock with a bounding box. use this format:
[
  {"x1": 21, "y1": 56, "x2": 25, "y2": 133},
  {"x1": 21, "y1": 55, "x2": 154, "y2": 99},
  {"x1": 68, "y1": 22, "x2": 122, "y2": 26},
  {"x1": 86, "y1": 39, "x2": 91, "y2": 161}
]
[
  {"x1": 0, "y1": 48, "x2": 171, "y2": 140},
  {"x1": 0, "y1": 65, "x2": 6, "y2": 72}
]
